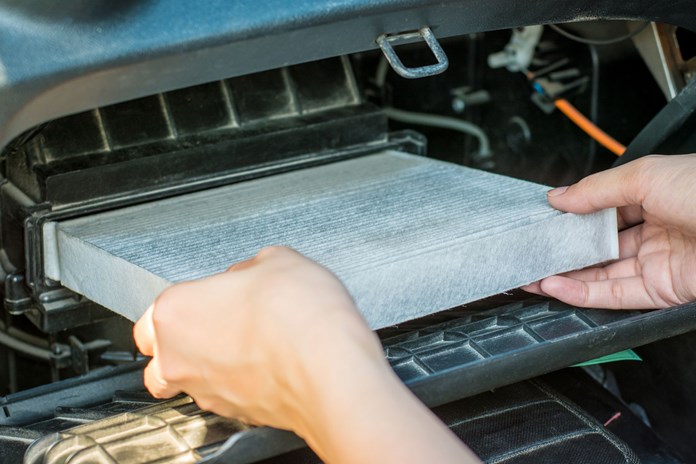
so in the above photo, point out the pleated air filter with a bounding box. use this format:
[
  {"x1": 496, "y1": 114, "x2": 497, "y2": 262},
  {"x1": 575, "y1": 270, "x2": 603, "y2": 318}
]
[{"x1": 42, "y1": 151, "x2": 618, "y2": 328}]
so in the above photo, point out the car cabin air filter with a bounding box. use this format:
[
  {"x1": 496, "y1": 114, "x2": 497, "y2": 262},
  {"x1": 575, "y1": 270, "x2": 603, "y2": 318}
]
[{"x1": 42, "y1": 150, "x2": 618, "y2": 328}]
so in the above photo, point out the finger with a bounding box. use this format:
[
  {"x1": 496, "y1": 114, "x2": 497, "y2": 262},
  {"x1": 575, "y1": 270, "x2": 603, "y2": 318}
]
[
  {"x1": 520, "y1": 281, "x2": 550, "y2": 297},
  {"x1": 558, "y1": 257, "x2": 640, "y2": 282},
  {"x1": 133, "y1": 305, "x2": 155, "y2": 356},
  {"x1": 225, "y1": 246, "x2": 290, "y2": 272},
  {"x1": 539, "y1": 275, "x2": 658, "y2": 309},
  {"x1": 547, "y1": 158, "x2": 648, "y2": 214},
  {"x1": 227, "y1": 257, "x2": 256, "y2": 273},
  {"x1": 193, "y1": 394, "x2": 246, "y2": 420},
  {"x1": 617, "y1": 224, "x2": 643, "y2": 259},
  {"x1": 617, "y1": 205, "x2": 643, "y2": 230},
  {"x1": 143, "y1": 359, "x2": 182, "y2": 399},
  {"x1": 227, "y1": 246, "x2": 301, "y2": 273}
]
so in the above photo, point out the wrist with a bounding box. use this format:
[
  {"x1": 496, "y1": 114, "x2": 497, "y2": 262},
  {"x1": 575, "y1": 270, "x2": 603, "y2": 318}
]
[
  {"x1": 285, "y1": 320, "x2": 390, "y2": 428},
  {"x1": 295, "y1": 358, "x2": 480, "y2": 464},
  {"x1": 295, "y1": 352, "x2": 401, "y2": 455}
]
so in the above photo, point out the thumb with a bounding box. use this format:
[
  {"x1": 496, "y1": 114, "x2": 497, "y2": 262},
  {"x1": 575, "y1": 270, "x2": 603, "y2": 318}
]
[{"x1": 547, "y1": 159, "x2": 647, "y2": 214}]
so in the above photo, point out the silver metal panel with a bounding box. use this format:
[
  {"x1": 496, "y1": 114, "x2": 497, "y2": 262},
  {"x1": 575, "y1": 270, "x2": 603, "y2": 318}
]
[{"x1": 44, "y1": 150, "x2": 618, "y2": 327}]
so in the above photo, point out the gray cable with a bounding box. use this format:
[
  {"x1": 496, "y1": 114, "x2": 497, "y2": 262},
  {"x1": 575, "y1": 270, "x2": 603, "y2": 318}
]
[
  {"x1": 375, "y1": 56, "x2": 390, "y2": 89},
  {"x1": 3, "y1": 323, "x2": 50, "y2": 348},
  {"x1": 384, "y1": 107, "x2": 491, "y2": 157},
  {"x1": 549, "y1": 22, "x2": 650, "y2": 46},
  {"x1": 586, "y1": 43, "x2": 600, "y2": 175},
  {"x1": 376, "y1": 56, "x2": 492, "y2": 160},
  {"x1": 0, "y1": 328, "x2": 51, "y2": 361}
]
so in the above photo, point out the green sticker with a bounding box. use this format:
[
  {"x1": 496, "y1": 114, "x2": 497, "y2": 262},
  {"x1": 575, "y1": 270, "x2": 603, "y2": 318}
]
[{"x1": 572, "y1": 349, "x2": 642, "y2": 367}]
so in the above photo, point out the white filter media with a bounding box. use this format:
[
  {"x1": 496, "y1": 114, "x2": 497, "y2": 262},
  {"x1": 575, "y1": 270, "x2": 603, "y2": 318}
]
[{"x1": 43, "y1": 150, "x2": 618, "y2": 327}]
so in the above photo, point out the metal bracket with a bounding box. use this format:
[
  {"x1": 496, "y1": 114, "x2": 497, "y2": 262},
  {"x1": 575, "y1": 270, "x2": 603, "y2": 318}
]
[{"x1": 377, "y1": 27, "x2": 449, "y2": 79}]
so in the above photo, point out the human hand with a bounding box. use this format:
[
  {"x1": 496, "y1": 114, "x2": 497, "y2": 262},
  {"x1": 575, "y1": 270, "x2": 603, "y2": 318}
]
[
  {"x1": 133, "y1": 246, "x2": 478, "y2": 463},
  {"x1": 132, "y1": 246, "x2": 385, "y2": 431},
  {"x1": 524, "y1": 154, "x2": 696, "y2": 309}
]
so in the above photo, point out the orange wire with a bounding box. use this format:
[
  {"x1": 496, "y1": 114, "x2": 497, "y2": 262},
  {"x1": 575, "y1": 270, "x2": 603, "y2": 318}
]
[{"x1": 554, "y1": 98, "x2": 625, "y2": 156}]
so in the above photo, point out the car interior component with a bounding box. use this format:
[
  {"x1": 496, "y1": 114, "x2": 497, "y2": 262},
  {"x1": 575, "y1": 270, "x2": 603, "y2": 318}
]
[
  {"x1": 25, "y1": 379, "x2": 644, "y2": 464},
  {"x1": 631, "y1": 22, "x2": 695, "y2": 100},
  {"x1": 548, "y1": 22, "x2": 651, "y2": 47},
  {"x1": 553, "y1": 98, "x2": 626, "y2": 156},
  {"x1": 487, "y1": 26, "x2": 543, "y2": 72},
  {"x1": 619, "y1": 75, "x2": 696, "y2": 165},
  {"x1": 43, "y1": 151, "x2": 616, "y2": 327},
  {"x1": 503, "y1": 47, "x2": 626, "y2": 156},
  {"x1": 605, "y1": 331, "x2": 696, "y2": 462},
  {"x1": 0, "y1": 362, "x2": 146, "y2": 428},
  {"x1": 383, "y1": 107, "x2": 492, "y2": 165},
  {"x1": 25, "y1": 396, "x2": 249, "y2": 464},
  {"x1": 376, "y1": 27, "x2": 449, "y2": 79},
  {"x1": 3, "y1": 56, "x2": 398, "y2": 333},
  {"x1": 260, "y1": 367, "x2": 684, "y2": 464},
  {"x1": 7, "y1": 298, "x2": 695, "y2": 463},
  {"x1": 2, "y1": 1, "x2": 695, "y2": 153},
  {"x1": 1, "y1": 1, "x2": 696, "y2": 460}
]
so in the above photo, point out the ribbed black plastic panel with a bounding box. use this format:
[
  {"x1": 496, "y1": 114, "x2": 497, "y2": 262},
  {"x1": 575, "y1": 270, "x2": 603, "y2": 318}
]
[
  {"x1": 4, "y1": 298, "x2": 696, "y2": 463},
  {"x1": 392, "y1": 300, "x2": 696, "y2": 407}
]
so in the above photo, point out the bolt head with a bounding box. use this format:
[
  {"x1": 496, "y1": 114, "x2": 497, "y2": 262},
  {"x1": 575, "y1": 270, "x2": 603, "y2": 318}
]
[{"x1": 451, "y1": 98, "x2": 466, "y2": 113}]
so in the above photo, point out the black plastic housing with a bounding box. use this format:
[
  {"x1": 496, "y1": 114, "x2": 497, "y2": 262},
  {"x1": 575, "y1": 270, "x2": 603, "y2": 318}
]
[
  {"x1": 0, "y1": 57, "x2": 428, "y2": 333},
  {"x1": 2, "y1": 0, "x2": 696, "y2": 154}
]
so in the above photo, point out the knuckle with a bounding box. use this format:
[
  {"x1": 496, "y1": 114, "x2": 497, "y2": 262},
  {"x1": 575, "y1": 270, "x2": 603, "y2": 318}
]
[
  {"x1": 580, "y1": 282, "x2": 592, "y2": 306},
  {"x1": 610, "y1": 281, "x2": 625, "y2": 301},
  {"x1": 152, "y1": 289, "x2": 175, "y2": 318},
  {"x1": 150, "y1": 302, "x2": 171, "y2": 330},
  {"x1": 151, "y1": 284, "x2": 189, "y2": 327},
  {"x1": 257, "y1": 245, "x2": 282, "y2": 257},
  {"x1": 143, "y1": 374, "x2": 156, "y2": 392},
  {"x1": 156, "y1": 353, "x2": 191, "y2": 384},
  {"x1": 631, "y1": 155, "x2": 661, "y2": 199},
  {"x1": 636, "y1": 154, "x2": 662, "y2": 168},
  {"x1": 158, "y1": 362, "x2": 182, "y2": 384},
  {"x1": 594, "y1": 268, "x2": 607, "y2": 281},
  {"x1": 149, "y1": 387, "x2": 168, "y2": 400},
  {"x1": 226, "y1": 262, "x2": 240, "y2": 272},
  {"x1": 633, "y1": 157, "x2": 652, "y2": 180},
  {"x1": 568, "y1": 176, "x2": 598, "y2": 209},
  {"x1": 144, "y1": 375, "x2": 167, "y2": 398},
  {"x1": 257, "y1": 245, "x2": 293, "y2": 259},
  {"x1": 575, "y1": 174, "x2": 595, "y2": 189},
  {"x1": 194, "y1": 396, "x2": 215, "y2": 412}
]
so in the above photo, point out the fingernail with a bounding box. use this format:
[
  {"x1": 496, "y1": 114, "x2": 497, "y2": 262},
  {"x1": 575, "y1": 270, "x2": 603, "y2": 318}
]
[{"x1": 547, "y1": 186, "x2": 568, "y2": 197}]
